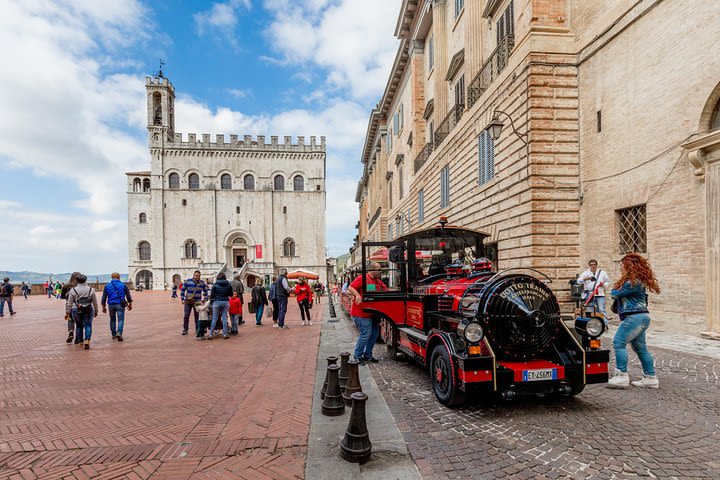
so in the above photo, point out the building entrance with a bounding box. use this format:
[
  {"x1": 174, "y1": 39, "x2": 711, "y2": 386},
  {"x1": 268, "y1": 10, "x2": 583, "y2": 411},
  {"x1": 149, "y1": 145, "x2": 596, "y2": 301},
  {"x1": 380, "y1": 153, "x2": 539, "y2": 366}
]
[{"x1": 233, "y1": 248, "x2": 247, "y2": 268}]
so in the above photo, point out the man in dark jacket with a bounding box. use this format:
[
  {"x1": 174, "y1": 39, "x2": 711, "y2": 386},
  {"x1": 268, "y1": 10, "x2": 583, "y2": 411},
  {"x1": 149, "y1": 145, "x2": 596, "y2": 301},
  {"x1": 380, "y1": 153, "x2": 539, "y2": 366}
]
[
  {"x1": 275, "y1": 269, "x2": 292, "y2": 329},
  {"x1": 209, "y1": 273, "x2": 233, "y2": 339},
  {"x1": 101, "y1": 273, "x2": 133, "y2": 341},
  {"x1": 0, "y1": 277, "x2": 16, "y2": 316},
  {"x1": 180, "y1": 270, "x2": 208, "y2": 335}
]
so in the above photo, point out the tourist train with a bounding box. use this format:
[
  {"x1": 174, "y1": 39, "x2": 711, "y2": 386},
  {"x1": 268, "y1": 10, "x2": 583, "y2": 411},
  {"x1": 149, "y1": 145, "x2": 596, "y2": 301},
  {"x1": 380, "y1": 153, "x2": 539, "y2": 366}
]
[{"x1": 341, "y1": 218, "x2": 609, "y2": 407}]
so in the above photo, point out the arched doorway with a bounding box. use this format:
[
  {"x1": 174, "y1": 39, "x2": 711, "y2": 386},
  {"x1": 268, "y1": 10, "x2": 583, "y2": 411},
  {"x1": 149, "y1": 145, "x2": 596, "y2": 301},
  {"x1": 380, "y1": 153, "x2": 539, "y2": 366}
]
[
  {"x1": 232, "y1": 237, "x2": 248, "y2": 269},
  {"x1": 246, "y1": 274, "x2": 257, "y2": 288},
  {"x1": 136, "y1": 270, "x2": 153, "y2": 290}
]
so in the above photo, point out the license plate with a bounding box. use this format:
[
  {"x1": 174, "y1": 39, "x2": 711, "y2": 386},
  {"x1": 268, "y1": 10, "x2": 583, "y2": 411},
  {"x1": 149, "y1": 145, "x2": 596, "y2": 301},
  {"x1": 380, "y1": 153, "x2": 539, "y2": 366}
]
[{"x1": 522, "y1": 368, "x2": 557, "y2": 382}]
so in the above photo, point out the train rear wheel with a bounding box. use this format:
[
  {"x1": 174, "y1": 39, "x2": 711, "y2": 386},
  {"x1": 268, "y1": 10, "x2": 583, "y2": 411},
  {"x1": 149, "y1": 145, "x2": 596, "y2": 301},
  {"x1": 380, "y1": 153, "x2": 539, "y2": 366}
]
[
  {"x1": 384, "y1": 321, "x2": 402, "y2": 360},
  {"x1": 430, "y1": 346, "x2": 465, "y2": 407}
]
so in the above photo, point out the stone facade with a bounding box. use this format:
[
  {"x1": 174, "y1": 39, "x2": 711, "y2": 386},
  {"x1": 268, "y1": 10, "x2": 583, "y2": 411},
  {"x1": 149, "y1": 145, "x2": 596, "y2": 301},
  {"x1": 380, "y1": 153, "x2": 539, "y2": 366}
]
[
  {"x1": 128, "y1": 76, "x2": 327, "y2": 289},
  {"x1": 353, "y1": 0, "x2": 720, "y2": 337}
]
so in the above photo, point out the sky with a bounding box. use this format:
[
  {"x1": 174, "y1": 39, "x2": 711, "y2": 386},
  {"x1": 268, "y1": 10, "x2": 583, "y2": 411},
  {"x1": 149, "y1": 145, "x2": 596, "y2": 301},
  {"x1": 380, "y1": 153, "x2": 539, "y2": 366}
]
[{"x1": 0, "y1": 0, "x2": 401, "y2": 274}]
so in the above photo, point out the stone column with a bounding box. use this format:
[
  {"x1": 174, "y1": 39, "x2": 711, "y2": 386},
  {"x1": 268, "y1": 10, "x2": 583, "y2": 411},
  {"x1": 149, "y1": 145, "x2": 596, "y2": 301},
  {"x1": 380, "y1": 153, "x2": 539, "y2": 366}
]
[{"x1": 685, "y1": 131, "x2": 720, "y2": 339}]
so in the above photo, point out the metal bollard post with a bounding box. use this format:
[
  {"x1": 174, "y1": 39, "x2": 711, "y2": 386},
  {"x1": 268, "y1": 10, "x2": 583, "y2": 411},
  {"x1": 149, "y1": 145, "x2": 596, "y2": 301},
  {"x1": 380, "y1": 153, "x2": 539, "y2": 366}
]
[
  {"x1": 342, "y1": 359, "x2": 362, "y2": 406},
  {"x1": 320, "y1": 356, "x2": 338, "y2": 400},
  {"x1": 329, "y1": 295, "x2": 337, "y2": 318},
  {"x1": 338, "y1": 351, "x2": 350, "y2": 391},
  {"x1": 340, "y1": 392, "x2": 371, "y2": 463},
  {"x1": 321, "y1": 365, "x2": 345, "y2": 416}
]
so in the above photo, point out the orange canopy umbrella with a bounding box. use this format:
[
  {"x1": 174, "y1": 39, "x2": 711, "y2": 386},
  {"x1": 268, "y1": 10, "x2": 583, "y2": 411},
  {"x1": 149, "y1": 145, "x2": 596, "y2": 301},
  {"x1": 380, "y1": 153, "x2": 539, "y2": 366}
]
[{"x1": 287, "y1": 269, "x2": 319, "y2": 280}]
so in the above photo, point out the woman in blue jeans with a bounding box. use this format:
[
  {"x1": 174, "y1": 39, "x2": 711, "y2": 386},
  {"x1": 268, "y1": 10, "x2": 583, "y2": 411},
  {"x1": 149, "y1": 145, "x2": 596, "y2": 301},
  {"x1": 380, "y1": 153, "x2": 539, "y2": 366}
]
[
  {"x1": 209, "y1": 273, "x2": 234, "y2": 339},
  {"x1": 608, "y1": 253, "x2": 661, "y2": 389}
]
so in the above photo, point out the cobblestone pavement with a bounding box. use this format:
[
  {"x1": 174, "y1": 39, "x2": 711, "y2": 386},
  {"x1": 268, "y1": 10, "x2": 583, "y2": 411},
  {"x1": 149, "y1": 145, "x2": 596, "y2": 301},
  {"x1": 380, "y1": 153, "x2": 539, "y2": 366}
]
[
  {"x1": 0, "y1": 292, "x2": 323, "y2": 479},
  {"x1": 360, "y1": 319, "x2": 720, "y2": 479}
]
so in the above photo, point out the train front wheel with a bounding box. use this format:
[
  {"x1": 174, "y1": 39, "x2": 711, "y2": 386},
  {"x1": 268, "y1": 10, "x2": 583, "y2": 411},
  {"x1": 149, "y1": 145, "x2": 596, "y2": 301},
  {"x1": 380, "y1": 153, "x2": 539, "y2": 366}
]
[{"x1": 430, "y1": 346, "x2": 465, "y2": 407}]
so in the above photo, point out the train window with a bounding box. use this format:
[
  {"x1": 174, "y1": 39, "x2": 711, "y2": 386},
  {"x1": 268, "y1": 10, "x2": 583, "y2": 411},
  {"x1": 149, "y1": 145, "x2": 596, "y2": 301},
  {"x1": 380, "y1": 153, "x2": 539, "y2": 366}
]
[
  {"x1": 364, "y1": 244, "x2": 405, "y2": 293},
  {"x1": 413, "y1": 233, "x2": 483, "y2": 282}
]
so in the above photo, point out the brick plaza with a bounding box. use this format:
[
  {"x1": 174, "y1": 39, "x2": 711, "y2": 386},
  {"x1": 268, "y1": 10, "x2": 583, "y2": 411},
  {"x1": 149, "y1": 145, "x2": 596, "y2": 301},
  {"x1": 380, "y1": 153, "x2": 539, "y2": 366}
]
[{"x1": 0, "y1": 292, "x2": 322, "y2": 479}]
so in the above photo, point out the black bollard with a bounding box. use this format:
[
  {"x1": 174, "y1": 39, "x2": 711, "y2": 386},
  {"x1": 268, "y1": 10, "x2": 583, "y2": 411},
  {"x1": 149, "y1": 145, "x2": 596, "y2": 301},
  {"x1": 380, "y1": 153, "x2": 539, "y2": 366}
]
[
  {"x1": 321, "y1": 365, "x2": 345, "y2": 416},
  {"x1": 320, "y1": 356, "x2": 338, "y2": 400},
  {"x1": 342, "y1": 359, "x2": 362, "y2": 406},
  {"x1": 338, "y1": 351, "x2": 350, "y2": 391},
  {"x1": 329, "y1": 295, "x2": 337, "y2": 318},
  {"x1": 340, "y1": 392, "x2": 371, "y2": 463}
]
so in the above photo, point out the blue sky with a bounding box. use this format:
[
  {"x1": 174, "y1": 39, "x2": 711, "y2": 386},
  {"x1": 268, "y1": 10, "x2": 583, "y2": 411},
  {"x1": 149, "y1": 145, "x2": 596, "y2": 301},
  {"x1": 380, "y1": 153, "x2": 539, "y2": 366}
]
[{"x1": 0, "y1": 0, "x2": 400, "y2": 274}]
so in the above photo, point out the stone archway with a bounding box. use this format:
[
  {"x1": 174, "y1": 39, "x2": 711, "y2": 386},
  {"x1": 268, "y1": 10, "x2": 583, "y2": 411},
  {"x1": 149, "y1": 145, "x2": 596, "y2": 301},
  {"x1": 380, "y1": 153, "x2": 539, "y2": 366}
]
[
  {"x1": 136, "y1": 270, "x2": 153, "y2": 290},
  {"x1": 223, "y1": 230, "x2": 256, "y2": 272}
]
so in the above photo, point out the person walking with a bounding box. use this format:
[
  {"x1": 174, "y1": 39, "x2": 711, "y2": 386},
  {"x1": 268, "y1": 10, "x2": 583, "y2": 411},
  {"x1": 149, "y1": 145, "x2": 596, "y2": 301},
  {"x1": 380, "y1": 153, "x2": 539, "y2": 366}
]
[
  {"x1": 45, "y1": 280, "x2": 52, "y2": 298},
  {"x1": 251, "y1": 279, "x2": 268, "y2": 326},
  {"x1": 295, "y1": 277, "x2": 314, "y2": 326},
  {"x1": 101, "y1": 273, "x2": 133, "y2": 341},
  {"x1": 312, "y1": 281, "x2": 322, "y2": 305},
  {"x1": 347, "y1": 262, "x2": 388, "y2": 364},
  {"x1": 268, "y1": 276, "x2": 279, "y2": 327},
  {"x1": 209, "y1": 273, "x2": 233, "y2": 339},
  {"x1": 0, "y1": 277, "x2": 16, "y2": 317},
  {"x1": 54, "y1": 281, "x2": 62, "y2": 299},
  {"x1": 576, "y1": 259, "x2": 611, "y2": 324},
  {"x1": 170, "y1": 282, "x2": 178, "y2": 299},
  {"x1": 66, "y1": 274, "x2": 98, "y2": 350},
  {"x1": 275, "y1": 269, "x2": 292, "y2": 329},
  {"x1": 180, "y1": 270, "x2": 208, "y2": 336},
  {"x1": 607, "y1": 253, "x2": 661, "y2": 389},
  {"x1": 21, "y1": 282, "x2": 30, "y2": 300},
  {"x1": 61, "y1": 273, "x2": 81, "y2": 343},
  {"x1": 229, "y1": 274, "x2": 245, "y2": 326}
]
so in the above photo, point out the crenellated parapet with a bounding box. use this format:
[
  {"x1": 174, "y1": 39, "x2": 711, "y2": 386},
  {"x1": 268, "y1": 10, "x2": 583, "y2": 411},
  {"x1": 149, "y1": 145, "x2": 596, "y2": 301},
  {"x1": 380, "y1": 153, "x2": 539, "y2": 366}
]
[
  {"x1": 145, "y1": 76, "x2": 175, "y2": 92},
  {"x1": 151, "y1": 132, "x2": 326, "y2": 152}
]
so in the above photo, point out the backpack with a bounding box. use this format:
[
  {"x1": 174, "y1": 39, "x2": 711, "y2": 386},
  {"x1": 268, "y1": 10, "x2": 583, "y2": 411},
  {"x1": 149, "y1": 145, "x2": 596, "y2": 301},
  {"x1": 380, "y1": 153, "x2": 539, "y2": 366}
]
[{"x1": 73, "y1": 288, "x2": 94, "y2": 314}]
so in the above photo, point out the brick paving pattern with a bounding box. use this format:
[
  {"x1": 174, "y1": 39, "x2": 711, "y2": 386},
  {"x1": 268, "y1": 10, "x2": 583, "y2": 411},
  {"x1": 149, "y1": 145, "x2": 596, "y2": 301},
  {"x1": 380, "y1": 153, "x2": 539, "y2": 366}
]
[
  {"x1": 0, "y1": 292, "x2": 322, "y2": 479},
  {"x1": 363, "y1": 319, "x2": 720, "y2": 479}
]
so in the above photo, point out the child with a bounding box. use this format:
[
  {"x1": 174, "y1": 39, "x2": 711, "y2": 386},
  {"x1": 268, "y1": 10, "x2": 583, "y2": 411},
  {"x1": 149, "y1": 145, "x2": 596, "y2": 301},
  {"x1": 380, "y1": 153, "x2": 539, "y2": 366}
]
[
  {"x1": 229, "y1": 292, "x2": 242, "y2": 335},
  {"x1": 195, "y1": 300, "x2": 211, "y2": 340}
]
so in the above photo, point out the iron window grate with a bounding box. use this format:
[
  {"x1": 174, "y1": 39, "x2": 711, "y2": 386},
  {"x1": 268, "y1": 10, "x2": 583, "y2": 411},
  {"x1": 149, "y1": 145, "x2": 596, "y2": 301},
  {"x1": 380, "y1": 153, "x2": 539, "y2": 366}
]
[{"x1": 617, "y1": 205, "x2": 647, "y2": 254}]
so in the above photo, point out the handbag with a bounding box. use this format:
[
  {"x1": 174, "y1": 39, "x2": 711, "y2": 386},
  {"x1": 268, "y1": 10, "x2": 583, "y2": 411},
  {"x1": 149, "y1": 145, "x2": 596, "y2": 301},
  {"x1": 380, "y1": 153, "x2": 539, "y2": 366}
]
[
  {"x1": 248, "y1": 301, "x2": 256, "y2": 314},
  {"x1": 611, "y1": 299, "x2": 619, "y2": 314},
  {"x1": 266, "y1": 305, "x2": 273, "y2": 317}
]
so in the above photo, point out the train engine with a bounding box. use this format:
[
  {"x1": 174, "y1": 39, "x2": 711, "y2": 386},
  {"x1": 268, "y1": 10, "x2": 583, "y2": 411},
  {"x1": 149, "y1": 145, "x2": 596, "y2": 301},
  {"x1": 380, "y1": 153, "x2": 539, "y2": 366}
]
[{"x1": 348, "y1": 221, "x2": 609, "y2": 407}]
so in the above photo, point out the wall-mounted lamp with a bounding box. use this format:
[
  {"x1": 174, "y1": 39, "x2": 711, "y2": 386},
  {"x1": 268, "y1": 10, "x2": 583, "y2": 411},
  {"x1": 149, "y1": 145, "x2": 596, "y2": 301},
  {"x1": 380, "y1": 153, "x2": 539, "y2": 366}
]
[{"x1": 488, "y1": 109, "x2": 528, "y2": 147}]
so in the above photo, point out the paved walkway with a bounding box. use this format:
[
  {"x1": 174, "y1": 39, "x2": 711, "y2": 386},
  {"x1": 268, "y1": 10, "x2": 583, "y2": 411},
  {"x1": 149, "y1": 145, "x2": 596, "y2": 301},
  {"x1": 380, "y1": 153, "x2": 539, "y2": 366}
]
[{"x1": 0, "y1": 292, "x2": 323, "y2": 479}]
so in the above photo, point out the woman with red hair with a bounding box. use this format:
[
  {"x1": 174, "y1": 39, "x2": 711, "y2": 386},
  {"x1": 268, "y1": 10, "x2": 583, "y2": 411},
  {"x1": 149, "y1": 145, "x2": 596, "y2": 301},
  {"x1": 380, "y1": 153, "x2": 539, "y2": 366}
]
[{"x1": 608, "y1": 253, "x2": 661, "y2": 389}]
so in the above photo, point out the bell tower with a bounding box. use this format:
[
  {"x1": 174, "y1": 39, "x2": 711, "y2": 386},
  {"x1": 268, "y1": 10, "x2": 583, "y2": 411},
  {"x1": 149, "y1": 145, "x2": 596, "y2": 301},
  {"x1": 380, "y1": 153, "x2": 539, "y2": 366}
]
[{"x1": 145, "y1": 68, "x2": 175, "y2": 143}]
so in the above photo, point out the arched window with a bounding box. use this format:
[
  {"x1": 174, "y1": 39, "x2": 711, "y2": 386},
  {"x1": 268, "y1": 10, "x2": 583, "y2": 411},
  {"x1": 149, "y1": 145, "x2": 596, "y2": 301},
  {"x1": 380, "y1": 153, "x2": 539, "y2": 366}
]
[
  {"x1": 182, "y1": 199, "x2": 187, "y2": 206},
  {"x1": 188, "y1": 173, "x2": 200, "y2": 190},
  {"x1": 152, "y1": 92, "x2": 162, "y2": 125},
  {"x1": 138, "y1": 241, "x2": 151, "y2": 261},
  {"x1": 283, "y1": 206, "x2": 287, "y2": 214},
  {"x1": 293, "y1": 175, "x2": 304, "y2": 191},
  {"x1": 142, "y1": 178, "x2": 150, "y2": 192},
  {"x1": 283, "y1": 238, "x2": 296, "y2": 257},
  {"x1": 133, "y1": 178, "x2": 141, "y2": 192},
  {"x1": 185, "y1": 240, "x2": 198, "y2": 259},
  {"x1": 221, "y1": 174, "x2": 232, "y2": 190},
  {"x1": 274, "y1": 175, "x2": 285, "y2": 190},
  {"x1": 711, "y1": 99, "x2": 720, "y2": 131},
  {"x1": 139, "y1": 212, "x2": 147, "y2": 224},
  {"x1": 168, "y1": 173, "x2": 180, "y2": 189},
  {"x1": 236, "y1": 206, "x2": 240, "y2": 214},
  {"x1": 244, "y1": 174, "x2": 255, "y2": 190}
]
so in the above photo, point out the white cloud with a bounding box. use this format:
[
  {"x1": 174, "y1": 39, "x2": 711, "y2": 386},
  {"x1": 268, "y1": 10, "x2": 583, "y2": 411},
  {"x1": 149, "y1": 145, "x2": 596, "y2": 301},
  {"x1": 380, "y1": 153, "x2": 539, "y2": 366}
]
[
  {"x1": 193, "y1": 0, "x2": 252, "y2": 48},
  {"x1": 225, "y1": 88, "x2": 254, "y2": 99},
  {"x1": 263, "y1": 0, "x2": 400, "y2": 99}
]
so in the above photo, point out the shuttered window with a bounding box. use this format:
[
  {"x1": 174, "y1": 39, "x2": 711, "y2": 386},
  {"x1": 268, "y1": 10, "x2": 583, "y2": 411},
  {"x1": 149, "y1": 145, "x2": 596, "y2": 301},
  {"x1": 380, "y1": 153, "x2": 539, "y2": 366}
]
[
  {"x1": 496, "y1": 1, "x2": 515, "y2": 45},
  {"x1": 478, "y1": 129, "x2": 495, "y2": 186},
  {"x1": 440, "y1": 165, "x2": 450, "y2": 208},
  {"x1": 418, "y1": 189, "x2": 424, "y2": 223},
  {"x1": 455, "y1": 0, "x2": 464, "y2": 18}
]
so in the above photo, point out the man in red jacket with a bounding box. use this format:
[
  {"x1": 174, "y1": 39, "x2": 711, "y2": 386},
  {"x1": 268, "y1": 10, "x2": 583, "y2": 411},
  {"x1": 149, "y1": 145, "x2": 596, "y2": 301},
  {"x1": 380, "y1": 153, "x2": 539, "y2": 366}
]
[{"x1": 347, "y1": 262, "x2": 387, "y2": 364}]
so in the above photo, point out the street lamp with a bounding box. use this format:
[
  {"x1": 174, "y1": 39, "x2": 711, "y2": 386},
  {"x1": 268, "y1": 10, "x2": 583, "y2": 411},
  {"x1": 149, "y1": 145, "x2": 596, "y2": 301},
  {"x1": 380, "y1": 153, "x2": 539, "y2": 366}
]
[
  {"x1": 395, "y1": 212, "x2": 411, "y2": 231},
  {"x1": 488, "y1": 109, "x2": 528, "y2": 147}
]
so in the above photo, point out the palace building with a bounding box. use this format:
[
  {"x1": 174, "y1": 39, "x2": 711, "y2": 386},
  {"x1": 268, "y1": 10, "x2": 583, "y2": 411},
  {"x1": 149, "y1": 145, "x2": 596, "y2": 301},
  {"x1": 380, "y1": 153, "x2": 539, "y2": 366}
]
[
  {"x1": 127, "y1": 75, "x2": 327, "y2": 289},
  {"x1": 353, "y1": 0, "x2": 720, "y2": 338}
]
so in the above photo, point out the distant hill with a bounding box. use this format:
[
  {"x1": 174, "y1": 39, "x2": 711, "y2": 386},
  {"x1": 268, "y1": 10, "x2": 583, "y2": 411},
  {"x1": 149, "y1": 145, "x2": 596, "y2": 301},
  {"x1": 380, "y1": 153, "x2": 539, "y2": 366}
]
[{"x1": 0, "y1": 271, "x2": 129, "y2": 284}]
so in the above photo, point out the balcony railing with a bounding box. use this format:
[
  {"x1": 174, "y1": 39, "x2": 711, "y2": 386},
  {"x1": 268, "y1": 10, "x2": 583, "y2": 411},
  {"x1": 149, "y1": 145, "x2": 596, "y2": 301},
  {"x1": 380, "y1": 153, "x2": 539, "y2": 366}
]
[
  {"x1": 433, "y1": 103, "x2": 464, "y2": 148},
  {"x1": 414, "y1": 141, "x2": 434, "y2": 173},
  {"x1": 467, "y1": 34, "x2": 515, "y2": 109}
]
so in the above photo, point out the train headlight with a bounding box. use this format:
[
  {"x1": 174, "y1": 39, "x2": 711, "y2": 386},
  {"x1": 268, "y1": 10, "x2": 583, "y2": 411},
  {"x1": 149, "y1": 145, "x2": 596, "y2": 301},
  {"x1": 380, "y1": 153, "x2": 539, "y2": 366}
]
[
  {"x1": 459, "y1": 322, "x2": 484, "y2": 342},
  {"x1": 575, "y1": 317, "x2": 605, "y2": 338}
]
